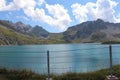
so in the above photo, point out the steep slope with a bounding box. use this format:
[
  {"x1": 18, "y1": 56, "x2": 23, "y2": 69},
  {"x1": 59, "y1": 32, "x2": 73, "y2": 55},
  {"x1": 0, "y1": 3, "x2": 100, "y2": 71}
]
[
  {"x1": 0, "y1": 20, "x2": 64, "y2": 45},
  {"x1": 0, "y1": 24, "x2": 43, "y2": 45},
  {"x1": 63, "y1": 19, "x2": 120, "y2": 43},
  {"x1": 29, "y1": 25, "x2": 49, "y2": 38},
  {"x1": 15, "y1": 21, "x2": 32, "y2": 33},
  {"x1": 0, "y1": 20, "x2": 17, "y2": 31},
  {"x1": 0, "y1": 19, "x2": 120, "y2": 45},
  {"x1": 0, "y1": 20, "x2": 50, "y2": 38}
]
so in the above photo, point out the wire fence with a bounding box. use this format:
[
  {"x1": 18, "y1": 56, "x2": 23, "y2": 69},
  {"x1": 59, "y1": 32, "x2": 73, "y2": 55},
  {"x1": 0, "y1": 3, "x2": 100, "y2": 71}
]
[{"x1": 0, "y1": 45, "x2": 120, "y2": 76}]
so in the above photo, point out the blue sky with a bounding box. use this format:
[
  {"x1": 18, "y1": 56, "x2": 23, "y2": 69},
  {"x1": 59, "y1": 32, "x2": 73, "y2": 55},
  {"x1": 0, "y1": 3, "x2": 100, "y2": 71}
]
[{"x1": 0, "y1": 0, "x2": 120, "y2": 33}]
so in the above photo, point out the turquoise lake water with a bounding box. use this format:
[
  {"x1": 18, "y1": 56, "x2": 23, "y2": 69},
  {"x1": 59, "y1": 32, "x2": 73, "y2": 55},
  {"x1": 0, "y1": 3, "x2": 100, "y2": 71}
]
[{"x1": 0, "y1": 43, "x2": 120, "y2": 74}]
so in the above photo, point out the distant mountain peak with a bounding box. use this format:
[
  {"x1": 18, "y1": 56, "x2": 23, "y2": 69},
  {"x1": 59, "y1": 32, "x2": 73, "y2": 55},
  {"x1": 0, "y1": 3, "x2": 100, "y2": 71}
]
[
  {"x1": 95, "y1": 19, "x2": 104, "y2": 23},
  {"x1": 16, "y1": 21, "x2": 23, "y2": 24},
  {"x1": 1, "y1": 19, "x2": 120, "y2": 44},
  {"x1": 34, "y1": 25, "x2": 42, "y2": 28},
  {"x1": 96, "y1": 19, "x2": 104, "y2": 21},
  {"x1": 15, "y1": 21, "x2": 32, "y2": 32},
  {"x1": 29, "y1": 25, "x2": 49, "y2": 38},
  {"x1": 15, "y1": 21, "x2": 26, "y2": 27},
  {"x1": 63, "y1": 19, "x2": 120, "y2": 42}
]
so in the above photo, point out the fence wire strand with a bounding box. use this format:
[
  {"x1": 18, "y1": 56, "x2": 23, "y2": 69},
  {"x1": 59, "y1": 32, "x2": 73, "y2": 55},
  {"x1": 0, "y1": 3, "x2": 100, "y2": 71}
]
[{"x1": 0, "y1": 45, "x2": 120, "y2": 74}]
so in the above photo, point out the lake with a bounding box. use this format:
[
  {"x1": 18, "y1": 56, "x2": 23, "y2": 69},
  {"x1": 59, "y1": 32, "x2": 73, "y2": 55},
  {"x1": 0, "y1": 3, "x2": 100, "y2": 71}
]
[{"x1": 0, "y1": 43, "x2": 120, "y2": 74}]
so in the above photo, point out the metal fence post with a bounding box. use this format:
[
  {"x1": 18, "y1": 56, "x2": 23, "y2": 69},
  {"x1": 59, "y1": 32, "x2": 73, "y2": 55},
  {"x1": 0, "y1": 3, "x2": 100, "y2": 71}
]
[
  {"x1": 47, "y1": 50, "x2": 51, "y2": 80},
  {"x1": 109, "y1": 44, "x2": 112, "y2": 77},
  {"x1": 106, "y1": 44, "x2": 119, "y2": 80}
]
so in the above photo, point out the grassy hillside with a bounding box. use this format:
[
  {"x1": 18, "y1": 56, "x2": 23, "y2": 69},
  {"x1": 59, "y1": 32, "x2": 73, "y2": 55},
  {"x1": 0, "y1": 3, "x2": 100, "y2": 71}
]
[
  {"x1": 0, "y1": 24, "x2": 43, "y2": 45},
  {"x1": 0, "y1": 65, "x2": 120, "y2": 80},
  {"x1": 0, "y1": 24, "x2": 67, "y2": 45},
  {"x1": 102, "y1": 41, "x2": 120, "y2": 44},
  {"x1": 1, "y1": 19, "x2": 120, "y2": 45}
]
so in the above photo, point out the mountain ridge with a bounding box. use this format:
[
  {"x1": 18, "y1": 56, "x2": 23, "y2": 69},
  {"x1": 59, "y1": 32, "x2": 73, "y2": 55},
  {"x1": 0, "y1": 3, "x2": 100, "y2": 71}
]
[
  {"x1": 63, "y1": 19, "x2": 120, "y2": 43},
  {"x1": 0, "y1": 19, "x2": 120, "y2": 45}
]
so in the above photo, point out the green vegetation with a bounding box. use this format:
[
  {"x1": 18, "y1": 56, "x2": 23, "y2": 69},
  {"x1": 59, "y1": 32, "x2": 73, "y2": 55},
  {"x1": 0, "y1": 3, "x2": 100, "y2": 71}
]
[
  {"x1": 0, "y1": 65, "x2": 120, "y2": 80},
  {"x1": 102, "y1": 41, "x2": 120, "y2": 44},
  {"x1": 1, "y1": 19, "x2": 120, "y2": 45},
  {"x1": 91, "y1": 31, "x2": 106, "y2": 41},
  {"x1": 48, "y1": 33, "x2": 66, "y2": 44},
  {"x1": 0, "y1": 68, "x2": 46, "y2": 80},
  {"x1": 0, "y1": 25, "x2": 66, "y2": 45},
  {"x1": 0, "y1": 24, "x2": 40, "y2": 45}
]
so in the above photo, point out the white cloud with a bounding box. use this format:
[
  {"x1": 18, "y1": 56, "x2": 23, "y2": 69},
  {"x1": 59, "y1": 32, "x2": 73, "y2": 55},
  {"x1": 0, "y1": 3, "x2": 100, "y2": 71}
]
[
  {"x1": 0, "y1": 0, "x2": 16, "y2": 11},
  {"x1": 13, "y1": 0, "x2": 36, "y2": 9},
  {"x1": 71, "y1": 0, "x2": 120, "y2": 23},
  {"x1": 46, "y1": 4, "x2": 71, "y2": 30},
  {"x1": 96, "y1": 0, "x2": 118, "y2": 22},
  {"x1": 37, "y1": 0, "x2": 45, "y2": 6},
  {"x1": 26, "y1": 8, "x2": 55, "y2": 24},
  {"x1": 86, "y1": 2, "x2": 97, "y2": 19},
  {"x1": 1, "y1": 0, "x2": 120, "y2": 32},
  {"x1": 23, "y1": 3, "x2": 71, "y2": 31},
  {"x1": 0, "y1": 0, "x2": 36, "y2": 11},
  {"x1": 0, "y1": 0, "x2": 6, "y2": 11},
  {"x1": 117, "y1": 14, "x2": 120, "y2": 18},
  {"x1": 0, "y1": 0, "x2": 71, "y2": 32},
  {"x1": 71, "y1": 3, "x2": 88, "y2": 23}
]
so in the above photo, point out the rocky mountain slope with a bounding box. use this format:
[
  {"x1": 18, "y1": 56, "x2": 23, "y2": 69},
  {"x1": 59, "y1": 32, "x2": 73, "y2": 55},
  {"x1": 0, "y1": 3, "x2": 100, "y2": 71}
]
[
  {"x1": 0, "y1": 20, "x2": 49, "y2": 38},
  {"x1": 0, "y1": 24, "x2": 38, "y2": 45},
  {"x1": 0, "y1": 19, "x2": 120, "y2": 45},
  {"x1": 63, "y1": 19, "x2": 120, "y2": 43},
  {"x1": 0, "y1": 20, "x2": 64, "y2": 45}
]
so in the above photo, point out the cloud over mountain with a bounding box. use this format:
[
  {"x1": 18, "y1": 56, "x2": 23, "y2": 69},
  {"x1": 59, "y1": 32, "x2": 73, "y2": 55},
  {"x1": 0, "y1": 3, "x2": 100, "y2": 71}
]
[
  {"x1": 0, "y1": 0, "x2": 71, "y2": 32},
  {"x1": 71, "y1": 0, "x2": 120, "y2": 23},
  {"x1": 0, "y1": 0, "x2": 120, "y2": 32}
]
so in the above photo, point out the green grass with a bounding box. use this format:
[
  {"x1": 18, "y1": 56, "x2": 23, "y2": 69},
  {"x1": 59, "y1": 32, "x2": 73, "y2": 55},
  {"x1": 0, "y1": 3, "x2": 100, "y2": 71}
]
[
  {"x1": 102, "y1": 41, "x2": 120, "y2": 44},
  {"x1": 0, "y1": 25, "x2": 48, "y2": 45},
  {"x1": 0, "y1": 65, "x2": 120, "y2": 80},
  {"x1": 0, "y1": 24, "x2": 67, "y2": 45}
]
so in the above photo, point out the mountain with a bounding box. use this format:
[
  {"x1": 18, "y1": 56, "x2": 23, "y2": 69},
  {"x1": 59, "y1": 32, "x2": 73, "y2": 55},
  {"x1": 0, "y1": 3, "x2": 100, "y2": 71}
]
[
  {"x1": 0, "y1": 24, "x2": 40, "y2": 45},
  {"x1": 15, "y1": 21, "x2": 32, "y2": 33},
  {"x1": 0, "y1": 19, "x2": 120, "y2": 45},
  {"x1": 0, "y1": 20, "x2": 64, "y2": 45},
  {"x1": 63, "y1": 19, "x2": 120, "y2": 43},
  {"x1": 15, "y1": 22, "x2": 49, "y2": 38},
  {"x1": 0, "y1": 20, "x2": 51, "y2": 45},
  {"x1": 0, "y1": 20, "x2": 49, "y2": 38},
  {"x1": 0, "y1": 20, "x2": 17, "y2": 31},
  {"x1": 29, "y1": 25, "x2": 49, "y2": 38}
]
